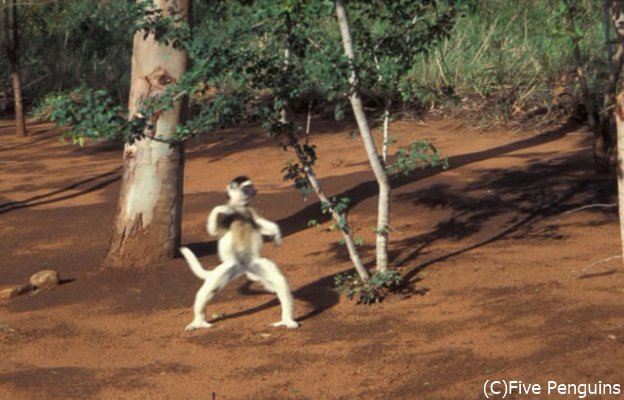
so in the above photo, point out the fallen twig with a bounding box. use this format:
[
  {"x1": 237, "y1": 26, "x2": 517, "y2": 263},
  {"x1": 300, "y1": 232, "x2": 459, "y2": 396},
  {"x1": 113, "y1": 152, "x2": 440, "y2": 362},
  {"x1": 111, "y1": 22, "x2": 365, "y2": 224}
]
[
  {"x1": 562, "y1": 203, "x2": 616, "y2": 215},
  {"x1": 574, "y1": 255, "x2": 622, "y2": 278}
]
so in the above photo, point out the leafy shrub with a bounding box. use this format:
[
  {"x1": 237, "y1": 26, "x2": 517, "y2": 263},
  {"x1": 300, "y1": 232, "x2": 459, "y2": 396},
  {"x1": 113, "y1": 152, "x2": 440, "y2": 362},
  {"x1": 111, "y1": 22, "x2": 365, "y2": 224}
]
[
  {"x1": 33, "y1": 88, "x2": 149, "y2": 145},
  {"x1": 334, "y1": 269, "x2": 403, "y2": 304},
  {"x1": 386, "y1": 140, "x2": 449, "y2": 176}
]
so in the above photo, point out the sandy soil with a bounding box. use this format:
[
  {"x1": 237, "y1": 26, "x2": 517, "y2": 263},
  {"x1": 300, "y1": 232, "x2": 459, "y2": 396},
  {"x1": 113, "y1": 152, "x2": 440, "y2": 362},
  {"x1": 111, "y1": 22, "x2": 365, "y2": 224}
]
[{"x1": 1, "y1": 116, "x2": 623, "y2": 400}]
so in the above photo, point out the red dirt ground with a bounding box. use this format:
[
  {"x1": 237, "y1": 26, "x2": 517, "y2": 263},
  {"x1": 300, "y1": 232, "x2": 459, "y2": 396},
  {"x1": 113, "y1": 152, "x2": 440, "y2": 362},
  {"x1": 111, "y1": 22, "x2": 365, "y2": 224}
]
[{"x1": 1, "y1": 117, "x2": 623, "y2": 400}]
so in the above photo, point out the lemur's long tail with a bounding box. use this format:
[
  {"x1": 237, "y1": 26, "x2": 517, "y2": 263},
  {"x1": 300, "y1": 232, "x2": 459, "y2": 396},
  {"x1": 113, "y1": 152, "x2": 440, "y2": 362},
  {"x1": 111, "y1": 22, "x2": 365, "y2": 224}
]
[{"x1": 179, "y1": 247, "x2": 210, "y2": 280}]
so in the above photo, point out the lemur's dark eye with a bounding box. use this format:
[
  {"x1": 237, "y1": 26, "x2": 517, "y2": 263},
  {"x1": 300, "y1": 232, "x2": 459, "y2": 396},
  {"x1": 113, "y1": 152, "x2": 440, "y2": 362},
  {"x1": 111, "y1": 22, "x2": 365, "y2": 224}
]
[{"x1": 242, "y1": 185, "x2": 256, "y2": 196}]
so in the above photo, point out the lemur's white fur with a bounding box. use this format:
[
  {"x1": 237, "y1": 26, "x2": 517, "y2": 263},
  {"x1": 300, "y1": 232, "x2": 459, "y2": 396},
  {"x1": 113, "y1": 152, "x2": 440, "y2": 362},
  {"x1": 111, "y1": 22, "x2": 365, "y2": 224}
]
[{"x1": 180, "y1": 177, "x2": 299, "y2": 331}]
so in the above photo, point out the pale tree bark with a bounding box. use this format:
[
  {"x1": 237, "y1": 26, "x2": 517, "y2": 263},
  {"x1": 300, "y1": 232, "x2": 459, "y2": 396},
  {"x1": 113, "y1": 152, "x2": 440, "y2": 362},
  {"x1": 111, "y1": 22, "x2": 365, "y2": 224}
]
[
  {"x1": 335, "y1": 0, "x2": 391, "y2": 272},
  {"x1": 613, "y1": 0, "x2": 624, "y2": 265},
  {"x1": 588, "y1": 0, "x2": 624, "y2": 173},
  {"x1": 105, "y1": 0, "x2": 189, "y2": 267},
  {"x1": 614, "y1": 92, "x2": 624, "y2": 264},
  {"x1": 372, "y1": 54, "x2": 391, "y2": 165},
  {"x1": 381, "y1": 102, "x2": 391, "y2": 164},
  {"x1": 1, "y1": 0, "x2": 26, "y2": 137},
  {"x1": 595, "y1": 41, "x2": 624, "y2": 173}
]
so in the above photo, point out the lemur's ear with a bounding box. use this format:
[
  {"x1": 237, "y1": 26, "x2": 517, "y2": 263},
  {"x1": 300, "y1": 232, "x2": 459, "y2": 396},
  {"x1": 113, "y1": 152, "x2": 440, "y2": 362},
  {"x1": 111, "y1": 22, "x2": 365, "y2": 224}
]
[{"x1": 230, "y1": 176, "x2": 251, "y2": 186}]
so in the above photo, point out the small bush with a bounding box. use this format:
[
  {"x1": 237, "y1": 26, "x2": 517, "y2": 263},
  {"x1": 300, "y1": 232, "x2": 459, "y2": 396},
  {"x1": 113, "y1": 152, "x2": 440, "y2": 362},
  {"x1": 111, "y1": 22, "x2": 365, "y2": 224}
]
[
  {"x1": 334, "y1": 269, "x2": 403, "y2": 305},
  {"x1": 386, "y1": 140, "x2": 449, "y2": 176}
]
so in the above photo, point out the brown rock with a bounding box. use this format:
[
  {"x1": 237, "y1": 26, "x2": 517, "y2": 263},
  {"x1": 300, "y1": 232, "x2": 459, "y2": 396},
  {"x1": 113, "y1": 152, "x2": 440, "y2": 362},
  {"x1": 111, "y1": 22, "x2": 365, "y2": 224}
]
[
  {"x1": 29, "y1": 270, "x2": 60, "y2": 289},
  {"x1": 0, "y1": 284, "x2": 34, "y2": 300}
]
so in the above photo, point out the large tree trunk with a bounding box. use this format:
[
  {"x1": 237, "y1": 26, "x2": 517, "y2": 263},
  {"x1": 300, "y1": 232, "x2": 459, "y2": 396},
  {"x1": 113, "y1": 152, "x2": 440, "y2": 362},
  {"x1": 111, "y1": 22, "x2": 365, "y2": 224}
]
[
  {"x1": 613, "y1": 0, "x2": 624, "y2": 263},
  {"x1": 104, "y1": 0, "x2": 189, "y2": 267},
  {"x1": 2, "y1": 0, "x2": 26, "y2": 137},
  {"x1": 335, "y1": 0, "x2": 391, "y2": 272},
  {"x1": 593, "y1": 0, "x2": 624, "y2": 173}
]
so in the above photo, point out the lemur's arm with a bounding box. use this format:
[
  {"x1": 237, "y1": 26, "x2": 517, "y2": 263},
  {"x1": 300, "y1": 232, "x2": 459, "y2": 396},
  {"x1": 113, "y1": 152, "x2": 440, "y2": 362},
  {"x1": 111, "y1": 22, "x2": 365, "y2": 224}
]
[
  {"x1": 206, "y1": 205, "x2": 234, "y2": 237},
  {"x1": 250, "y1": 208, "x2": 282, "y2": 246}
]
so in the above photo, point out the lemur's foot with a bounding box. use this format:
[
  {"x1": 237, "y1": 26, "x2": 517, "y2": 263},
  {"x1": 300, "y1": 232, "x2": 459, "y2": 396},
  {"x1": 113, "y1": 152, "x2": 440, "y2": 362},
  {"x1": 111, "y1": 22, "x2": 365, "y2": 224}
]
[
  {"x1": 270, "y1": 319, "x2": 300, "y2": 329},
  {"x1": 185, "y1": 320, "x2": 213, "y2": 332}
]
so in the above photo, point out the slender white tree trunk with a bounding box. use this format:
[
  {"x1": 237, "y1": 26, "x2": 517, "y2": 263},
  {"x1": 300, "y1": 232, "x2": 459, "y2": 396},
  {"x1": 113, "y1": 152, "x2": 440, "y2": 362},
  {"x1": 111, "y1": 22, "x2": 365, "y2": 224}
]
[
  {"x1": 382, "y1": 106, "x2": 390, "y2": 164},
  {"x1": 335, "y1": 0, "x2": 391, "y2": 271},
  {"x1": 105, "y1": 0, "x2": 189, "y2": 267},
  {"x1": 373, "y1": 53, "x2": 391, "y2": 165}
]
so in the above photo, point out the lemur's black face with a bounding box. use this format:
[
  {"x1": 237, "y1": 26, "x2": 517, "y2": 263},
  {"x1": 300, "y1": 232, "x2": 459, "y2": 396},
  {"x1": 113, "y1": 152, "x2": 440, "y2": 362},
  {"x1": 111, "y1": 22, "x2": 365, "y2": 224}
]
[{"x1": 241, "y1": 183, "x2": 256, "y2": 197}]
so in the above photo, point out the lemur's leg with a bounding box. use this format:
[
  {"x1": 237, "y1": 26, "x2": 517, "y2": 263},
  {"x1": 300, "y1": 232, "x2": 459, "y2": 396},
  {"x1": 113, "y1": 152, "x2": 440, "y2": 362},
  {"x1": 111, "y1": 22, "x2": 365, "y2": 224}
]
[
  {"x1": 185, "y1": 260, "x2": 242, "y2": 331},
  {"x1": 248, "y1": 258, "x2": 299, "y2": 329}
]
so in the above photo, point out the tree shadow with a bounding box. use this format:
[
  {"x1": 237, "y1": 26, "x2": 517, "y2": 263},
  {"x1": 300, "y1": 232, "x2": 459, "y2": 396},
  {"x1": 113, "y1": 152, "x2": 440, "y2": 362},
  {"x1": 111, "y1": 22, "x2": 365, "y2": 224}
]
[
  {"x1": 185, "y1": 119, "x2": 356, "y2": 163},
  {"x1": 208, "y1": 268, "x2": 346, "y2": 325},
  {"x1": 68, "y1": 140, "x2": 123, "y2": 155},
  {"x1": 0, "y1": 127, "x2": 64, "y2": 152},
  {"x1": 0, "y1": 362, "x2": 193, "y2": 399},
  {"x1": 0, "y1": 166, "x2": 122, "y2": 215},
  {"x1": 394, "y1": 145, "x2": 616, "y2": 282},
  {"x1": 183, "y1": 240, "x2": 218, "y2": 258},
  {"x1": 274, "y1": 122, "x2": 585, "y2": 257}
]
